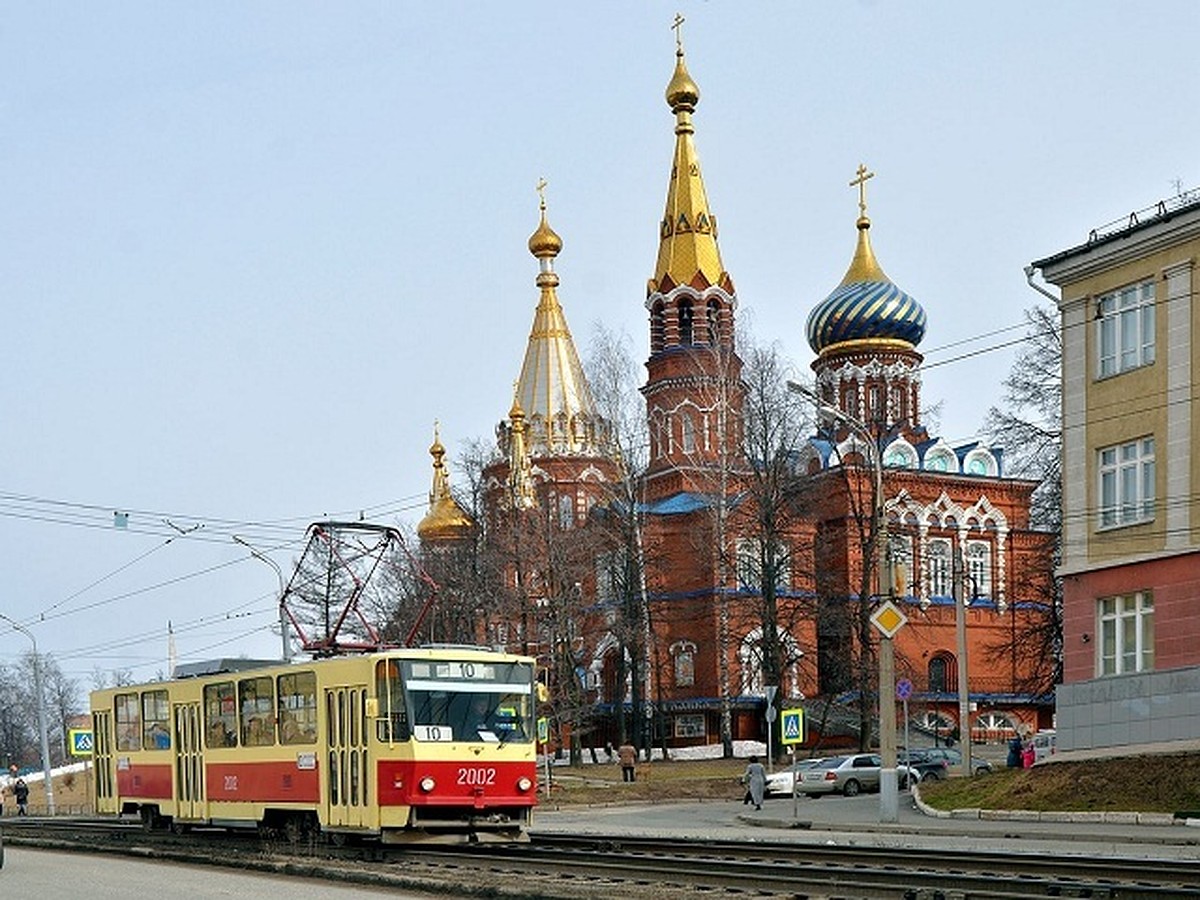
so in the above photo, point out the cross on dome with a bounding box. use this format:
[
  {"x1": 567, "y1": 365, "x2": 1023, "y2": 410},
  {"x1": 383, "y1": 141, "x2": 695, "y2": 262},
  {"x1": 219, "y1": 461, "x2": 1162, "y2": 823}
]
[{"x1": 850, "y1": 163, "x2": 875, "y2": 219}]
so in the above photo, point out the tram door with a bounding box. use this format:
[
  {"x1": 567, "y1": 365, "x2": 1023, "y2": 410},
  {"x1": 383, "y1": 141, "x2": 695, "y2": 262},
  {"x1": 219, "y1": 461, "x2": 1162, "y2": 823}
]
[
  {"x1": 173, "y1": 702, "x2": 205, "y2": 820},
  {"x1": 92, "y1": 709, "x2": 116, "y2": 814},
  {"x1": 323, "y1": 685, "x2": 370, "y2": 829}
]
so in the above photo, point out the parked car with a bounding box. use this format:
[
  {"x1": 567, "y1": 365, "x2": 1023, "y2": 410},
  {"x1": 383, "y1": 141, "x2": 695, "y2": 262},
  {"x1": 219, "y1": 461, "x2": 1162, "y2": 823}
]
[
  {"x1": 1031, "y1": 730, "x2": 1056, "y2": 763},
  {"x1": 918, "y1": 746, "x2": 994, "y2": 775},
  {"x1": 799, "y1": 754, "x2": 885, "y2": 797},
  {"x1": 764, "y1": 758, "x2": 826, "y2": 797},
  {"x1": 898, "y1": 749, "x2": 951, "y2": 782}
]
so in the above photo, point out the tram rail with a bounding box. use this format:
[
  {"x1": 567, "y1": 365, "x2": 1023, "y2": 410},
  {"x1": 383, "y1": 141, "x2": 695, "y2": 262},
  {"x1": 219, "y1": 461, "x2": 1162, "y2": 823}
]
[{"x1": 3, "y1": 817, "x2": 1198, "y2": 899}]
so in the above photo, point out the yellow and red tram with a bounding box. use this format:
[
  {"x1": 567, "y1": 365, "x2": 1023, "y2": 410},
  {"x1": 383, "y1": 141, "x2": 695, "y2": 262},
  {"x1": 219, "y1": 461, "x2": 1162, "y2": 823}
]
[{"x1": 90, "y1": 646, "x2": 538, "y2": 843}]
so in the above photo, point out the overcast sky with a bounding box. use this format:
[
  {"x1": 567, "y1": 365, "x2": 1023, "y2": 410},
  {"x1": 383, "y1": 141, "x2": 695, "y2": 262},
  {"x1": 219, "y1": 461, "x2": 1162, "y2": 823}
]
[{"x1": 3, "y1": 2, "x2": 1197, "y2": 689}]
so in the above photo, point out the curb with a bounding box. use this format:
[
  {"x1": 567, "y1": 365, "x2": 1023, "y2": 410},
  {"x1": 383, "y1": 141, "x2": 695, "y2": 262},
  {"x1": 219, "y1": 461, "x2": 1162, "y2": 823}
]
[{"x1": 911, "y1": 784, "x2": 1197, "y2": 826}]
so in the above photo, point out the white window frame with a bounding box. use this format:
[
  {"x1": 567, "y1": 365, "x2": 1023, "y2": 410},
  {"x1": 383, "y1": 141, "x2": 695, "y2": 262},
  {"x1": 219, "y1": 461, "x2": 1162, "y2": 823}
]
[
  {"x1": 965, "y1": 540, "x2": 992, "y2": 599},
  {"x1": 1098, "y1": 592, "x2": 1154, "y2": 676},
  {"x1": 736, "y1": 537, "x2": 790, "y2": 592},
  {"x1": 1098, "y1": 437, "x2": 1155, "y2": 529},
  {"x1": 1097, "y1": 280, "x2": 1155, "y2": 378},
  {"x1": 926, "y1": 538, "x2": 951, "y2": 597}
]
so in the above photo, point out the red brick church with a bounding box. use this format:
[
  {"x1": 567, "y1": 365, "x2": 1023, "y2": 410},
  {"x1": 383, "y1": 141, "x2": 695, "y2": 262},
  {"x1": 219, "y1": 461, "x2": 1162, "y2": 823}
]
[{"x1": 416, "y1": 35, "x2": 1055, "y2": 756}]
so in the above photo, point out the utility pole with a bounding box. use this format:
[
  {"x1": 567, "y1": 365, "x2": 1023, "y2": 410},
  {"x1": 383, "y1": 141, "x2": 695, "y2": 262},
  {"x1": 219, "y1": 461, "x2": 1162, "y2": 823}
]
[{"x1": 953, "y1": 547, "x2": 972, "y2": 776}]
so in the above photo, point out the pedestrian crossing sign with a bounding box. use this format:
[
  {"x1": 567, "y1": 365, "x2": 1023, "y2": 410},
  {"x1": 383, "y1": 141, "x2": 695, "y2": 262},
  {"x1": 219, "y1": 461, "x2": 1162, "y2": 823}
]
[
  {"x1": 781, "y1": 708, "x2": 805, "y2": 745},
  {"x1": 69, "y1": 728, "x2": 94, "y2": 756}
]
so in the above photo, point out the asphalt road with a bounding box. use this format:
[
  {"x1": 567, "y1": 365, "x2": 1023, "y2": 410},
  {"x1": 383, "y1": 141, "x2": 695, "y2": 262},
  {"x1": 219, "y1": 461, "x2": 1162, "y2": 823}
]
[{"x1": 0, "y1": 846, "x2": 440, "y2": 899}]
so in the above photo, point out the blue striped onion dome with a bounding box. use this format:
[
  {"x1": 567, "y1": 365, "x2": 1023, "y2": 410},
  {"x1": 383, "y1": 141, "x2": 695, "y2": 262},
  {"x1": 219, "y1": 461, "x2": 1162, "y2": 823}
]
[{"x1": 806, "y1": 218, "x2": 926, "y2": 354}]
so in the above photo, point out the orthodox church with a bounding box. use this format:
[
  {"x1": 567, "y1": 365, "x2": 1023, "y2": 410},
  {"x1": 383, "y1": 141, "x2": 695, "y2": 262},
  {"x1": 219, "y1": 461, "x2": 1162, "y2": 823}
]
[{"x1": 417, "y1": 33, "x2": 1054, "y2": 753}]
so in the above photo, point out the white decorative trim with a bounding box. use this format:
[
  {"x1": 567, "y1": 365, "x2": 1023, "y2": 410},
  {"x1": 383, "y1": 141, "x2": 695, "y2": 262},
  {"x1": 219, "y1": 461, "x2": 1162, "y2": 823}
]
[{"x1": 1164, "y1": 260, "x2": 1193, "y2": 551}]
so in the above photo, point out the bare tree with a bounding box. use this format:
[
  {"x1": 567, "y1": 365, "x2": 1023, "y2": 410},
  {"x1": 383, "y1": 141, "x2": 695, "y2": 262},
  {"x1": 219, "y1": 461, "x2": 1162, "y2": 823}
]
[
  {"x1": 983, "y1": 303, "x2": 1063, "y2": 691},
  {"x1": 585, "y1": 324, "x2": 654, "y2": 757},
  {"x1": 728, "y1": 339, "x2": 821, "y2": 756}
]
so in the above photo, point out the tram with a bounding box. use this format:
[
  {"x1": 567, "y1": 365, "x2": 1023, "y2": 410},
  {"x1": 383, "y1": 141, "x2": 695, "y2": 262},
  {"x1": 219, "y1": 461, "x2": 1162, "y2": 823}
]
[{"x1": 90, "y1": 646, "x2": 538, "y2": 843}]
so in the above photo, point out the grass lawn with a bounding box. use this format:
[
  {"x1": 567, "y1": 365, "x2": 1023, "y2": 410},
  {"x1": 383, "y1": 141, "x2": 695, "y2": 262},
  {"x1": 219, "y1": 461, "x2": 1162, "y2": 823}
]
[{"x1": 917, "y1": 752, "x2": 1200, "y2": 815}]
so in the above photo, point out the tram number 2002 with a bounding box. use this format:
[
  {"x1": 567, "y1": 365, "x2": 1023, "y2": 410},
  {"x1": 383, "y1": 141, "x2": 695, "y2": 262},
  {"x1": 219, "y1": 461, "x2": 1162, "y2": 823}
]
[{"x1": 457, "y1": 767, "x2": 497, "y2": 786}]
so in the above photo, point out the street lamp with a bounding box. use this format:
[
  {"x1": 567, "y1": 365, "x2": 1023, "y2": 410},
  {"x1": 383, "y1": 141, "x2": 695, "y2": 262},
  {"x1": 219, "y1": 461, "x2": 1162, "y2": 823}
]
[
  {"x1": 233, "y1": 536, "x2": 292, "y2": 662},
  {"x1": 787, "y1": 380, "x2": 898, "y2": 823},
  {"x1": 0, "y1": 613, "x2": 55, "y2": 815}
]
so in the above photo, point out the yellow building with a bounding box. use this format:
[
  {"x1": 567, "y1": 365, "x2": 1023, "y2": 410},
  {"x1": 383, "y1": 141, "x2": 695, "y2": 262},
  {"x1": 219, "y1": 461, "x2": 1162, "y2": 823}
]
[{"x1": 1031, "y1": 190, "x2": 1200, "y2": 751}]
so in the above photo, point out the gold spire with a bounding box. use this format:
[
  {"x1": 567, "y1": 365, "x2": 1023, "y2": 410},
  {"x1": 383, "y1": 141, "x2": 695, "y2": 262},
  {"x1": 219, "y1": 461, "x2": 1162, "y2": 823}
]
[
  {"x1": 506, "y1": 395, "x2": 536, "y2": 509},
  {"x1": 652, "y1": 18, "x2": 726, "y2": 293},
  {"x1": 839, "y1": 163, "x2": 890, "y2": 286},
  {"x1": 416, "y1": 422, "x2": 473, "y2": 542},
  {"x1": 512, "y1": 183, "x2": 607, "y2": 457}
]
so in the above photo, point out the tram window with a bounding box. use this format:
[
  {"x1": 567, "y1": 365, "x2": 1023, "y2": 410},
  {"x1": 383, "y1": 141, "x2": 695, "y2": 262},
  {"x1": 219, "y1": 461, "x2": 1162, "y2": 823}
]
[
  {"x1": 115, "y1": 692, "x2": 141, "y2": 751},
  {"x1": 142, "y1": 689, "x2": 171, "y2": 750},
  {"x1": 375, "y1": 660, "x2": 409, "y2": 741},
  {"x1": 204, "y1": 682, "x2": 238, "y2": 747},
  {"x1": 277, "y1": 671, "x2": 317, "y2": 744},
  {"x1": 239, "y1": 676, "x2": 275, "y2": 746},
  {"x1": 402, "y1": 660, "x2": 535, "y2": 744}
]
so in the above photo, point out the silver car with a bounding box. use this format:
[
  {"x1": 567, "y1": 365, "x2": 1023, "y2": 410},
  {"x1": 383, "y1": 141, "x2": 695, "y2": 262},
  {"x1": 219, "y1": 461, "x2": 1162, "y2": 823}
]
[
  {"x1": 764, "y1": 758, "x2": 826, "y2": 797},
  {"x1": 800, "y1": 753, "x2": 884, "y2": 796}
]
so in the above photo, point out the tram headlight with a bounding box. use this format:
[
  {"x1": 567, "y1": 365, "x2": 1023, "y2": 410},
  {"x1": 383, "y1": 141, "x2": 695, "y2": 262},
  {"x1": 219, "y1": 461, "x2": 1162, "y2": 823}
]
[
  {"x1": 516, "y1": 776, "x2": 533, "y2": 793},
  {"x1": 419, "y1": 776, "x2": 436, "y2": 792}
]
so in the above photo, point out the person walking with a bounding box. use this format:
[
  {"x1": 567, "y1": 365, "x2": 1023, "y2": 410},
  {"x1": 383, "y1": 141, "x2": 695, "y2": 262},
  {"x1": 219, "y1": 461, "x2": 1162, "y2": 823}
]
[
  {"x1": 617, "y1": 741, "x2": 637, "y2": 783},
  {"x1": 13, "y1": 778, "x2": 29, "y2": 816},
  {"x1": 743, "y1": 756, "x2": 766, "y2": 810}
]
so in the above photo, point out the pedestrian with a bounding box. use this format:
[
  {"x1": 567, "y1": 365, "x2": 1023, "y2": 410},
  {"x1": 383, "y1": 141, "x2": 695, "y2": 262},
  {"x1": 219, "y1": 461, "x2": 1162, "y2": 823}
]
[
  {"x1": 742, "y1": 756, "x2": 766, "y2": 810},
  {"x1": 1006, "y1": 733, "x2": 1023, "y2": 768},
  {"x1": 14, "y1": 777, "x2": 29, "y2": 816},
  {"x1": 1021, "y1": 736, "x2": 1036, "y2": 769},
  {"x1": 617, "y1": 741, "x2": 637, "y2": 783}
]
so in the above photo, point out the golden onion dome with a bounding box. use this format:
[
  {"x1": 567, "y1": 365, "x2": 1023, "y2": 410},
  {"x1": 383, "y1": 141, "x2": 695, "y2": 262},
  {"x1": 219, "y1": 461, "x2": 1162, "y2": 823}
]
[
  {"x1": 417, "y1": 425, "x2": 473, "y2": 542},
  {"x1": 528, "y1": 199, "x2": 562, "y2": 259},
  {"x1": 665, "y1": 48, "x2": 699, "y2": 112}
]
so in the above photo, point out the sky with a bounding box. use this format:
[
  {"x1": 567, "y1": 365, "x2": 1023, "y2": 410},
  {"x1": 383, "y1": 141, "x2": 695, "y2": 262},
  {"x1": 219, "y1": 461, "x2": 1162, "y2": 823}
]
[{"x1": 3, "y1": 2, "x2": 1198, "y2": 691}]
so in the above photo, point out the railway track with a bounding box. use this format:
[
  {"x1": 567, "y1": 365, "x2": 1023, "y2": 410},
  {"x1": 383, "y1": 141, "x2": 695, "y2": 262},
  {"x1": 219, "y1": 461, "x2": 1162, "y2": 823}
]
[{"x1": 4, "y1": 817, "x2": 1198, "y2": 899}]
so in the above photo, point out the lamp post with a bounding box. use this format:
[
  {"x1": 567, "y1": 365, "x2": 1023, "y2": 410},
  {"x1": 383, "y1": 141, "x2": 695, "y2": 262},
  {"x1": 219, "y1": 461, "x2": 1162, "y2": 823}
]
[
  {"x1": 233, "y1": 536, "x2": 292, "y2": 662},
  {"x1": 787, "y1": 381, "x2": 897, "y2": 823},
  {"x1": 0, "y1": 613, "x2": 55, "y2": 815}
]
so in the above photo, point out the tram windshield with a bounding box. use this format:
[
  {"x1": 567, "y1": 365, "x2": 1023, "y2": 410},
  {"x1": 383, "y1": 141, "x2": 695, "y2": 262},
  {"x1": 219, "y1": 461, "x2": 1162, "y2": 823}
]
[{"x1": 376, "y1": 658, "x2": 534, "y2": 744}]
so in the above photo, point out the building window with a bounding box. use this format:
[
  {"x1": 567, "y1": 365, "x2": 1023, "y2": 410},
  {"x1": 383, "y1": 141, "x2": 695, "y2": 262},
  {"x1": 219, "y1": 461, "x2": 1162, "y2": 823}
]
[
  {"x1": 1098, "y1": 592, "x2": 1154, "y2": 676},
  {"x1": 706, "y1": 299, "x2": 721, "y2": 345},
  {"x1": 558, "y1": 493, "x2": 575, "y2": 529},
  {"x1": 927, "y1": 654, "x2": 957, "y2": 692},
  {"x1": 736, "y1": 537, "x2": 790, "y2": 592},
  {"x1": 678, "y1": 299, "x2": 694, "y2": 345},
  {"x1": 671, "y1": 640, "x2": 696, "y2": 687},
  {"x1": 926, "y1": 539, "x2": 951, "y2": 597},
  {"x1": 1098, "y1": 437, "x2": 1155, "y2": 528},
  {"x1": 674, "y1": 714, "x2": 706, "y2": 738},
  {"x1": 889, "y1": 534, "x2": 913, "y2": 597},
  {"x1": 681, "y1": 414, "x2": 696, "y2": 453},
  {"x1": 1097, "y1": 280, "x2": 1155, "y2": 378},
  {"x1": 965, "y1": 541, "x2": 991, "y2": 599}
]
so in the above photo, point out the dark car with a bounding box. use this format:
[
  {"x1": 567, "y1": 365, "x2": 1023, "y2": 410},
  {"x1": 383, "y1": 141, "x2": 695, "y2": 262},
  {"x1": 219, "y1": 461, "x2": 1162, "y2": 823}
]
[
  {"x1": 920, "y1": 746, "x2": 994, "y2": 775},
  {"x1": 898, "y1": 749, "x2": 950, "y2": 782}
]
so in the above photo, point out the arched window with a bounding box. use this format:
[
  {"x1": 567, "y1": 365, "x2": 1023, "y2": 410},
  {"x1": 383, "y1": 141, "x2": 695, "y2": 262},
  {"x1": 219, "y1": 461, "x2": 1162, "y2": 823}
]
[
  {"x1": 650, "y1": 301, "x2": 665, "y2": 354},
  {"x1": 681, "y1": 414, "x2": 696, "y2": 453},
  {"x1": 706, "y1": 300, "x2": 721, "y2": 345},
  {"x1": 927, "y1": 539, "x2": 951, "y2": 596},
  {"x1": 671, "y1": 641, "x2": 696, "y2": 687},
  {"x1": 678, "y1": 299, "x2": 694, "y2": 345},
  {"x1": 928, "y1": 653, "x2": 957, "y2": 692},
  {"x1": 965, "y1": 541, "x2": 991, "y2": 599}
]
